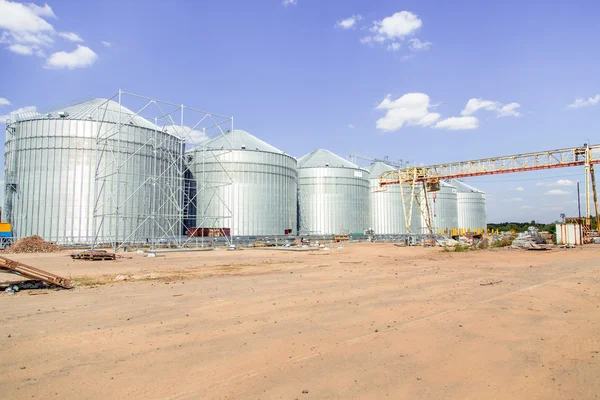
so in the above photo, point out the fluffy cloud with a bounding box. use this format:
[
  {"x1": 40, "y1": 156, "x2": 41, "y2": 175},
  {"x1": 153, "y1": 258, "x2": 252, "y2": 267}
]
[
  {"x1": 282, "y1": 0, "x2": 296, "y2": 6},
  {"x1": 8, "y1": 43, "x2": 32, "y2": 54},
  {"x1": 546, "y1": 189, "x2": 570, "y2": 195},
  {"x1": 0, "y1": 105, "x2": 37, "y2": 123},
  {"x1": 461, "y1": 98, "x2": 521, "y2": 118},
  {"x1": 165, "y1": 125, "x2": 208, "y2": 145},
  {"x1": 511, "y1": 186, "x2": 525, "y2": 191},
  {"x1": 361, "y1": 11, "x2": 430, "y2": 51},
  {"x1": 101, "y1": 40, "x2": 111, "y2": 47},
  {"x1": 409, "y1": 38, "x2": 431, "y2": 51},
  {"x1": 567, "y1": 94, "x2": 600, "y2": 109},
  {"x1": 0, "y1": 1, "x2": 97, "y2": 68},
  {"x1": 58, "y1": 32, "x2": 83, "y2": 42},
  {"x1": 387, "y1": 42, "x2": 401, "y2": 52},
  {"x1": 45, "y1": 45, "x2": 98, "y2": 69},
  {"x1": 0, "y1": 97, "x2": 10, "y2": 106},
  {"x1": 537, "y1": 179, "x2": 576, "y2": 187},
  {"x1": 433, "y1": 116, "x2": 479, "y2": 130},
  {"x1": 336, "y1": 15, "x2": 362, "y2": 29},
  {"x1": 375, "y1": 93, "x2": 440, "y2": 131},
  {"x1": 348, "y1": 124, "x2": 355, "y2": 129}
]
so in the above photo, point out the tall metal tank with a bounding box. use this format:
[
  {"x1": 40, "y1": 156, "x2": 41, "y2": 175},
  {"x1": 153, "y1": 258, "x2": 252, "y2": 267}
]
[
  {"x1": 367, "y1": 162, "x2": 420, "y2": 235},
  {"x1": 422, "y1": 181, "x2": 459, "y2": 233},
  {"x1": 449, "y1": 179, "x2": 487, "y2": 232},
  {"x1": 298, "y1": 149, "x2": 369, "y2": 235},
  {"x1": 2, "y1": 99, "x2": 181, "y2": 244},
  {"x1": 185, "y1": 130, "x2": 297, "y2": 236}
]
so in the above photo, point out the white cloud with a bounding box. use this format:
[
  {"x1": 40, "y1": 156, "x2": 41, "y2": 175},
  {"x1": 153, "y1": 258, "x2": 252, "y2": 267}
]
[
  {"x1": 8, "y1": 43, "x2": 32, "y2": 54},
  {"x1": 45, "y1": 45, "x2": 98, "y2": 69},
  {"x1": 282, "y1": 0, "x2": 296, "y2": 6},
  {"x1": 506, "y1": 197, "x2": 523, "y2": 202},
  {"x1": 387, "y1": 42, "x2": 401, "y2": 52},
  {"x1": 375, "y1": 93, "x2": 440, "y2": 131},
  {"x1": 348, "y1": 124, "x2": 355, "y2": 129},
  {"x1": 58, "y1": 32, "x2": 83, "y2": 42},
  {"x1": 336, "y1": 15, "x2": 362, "y2": 29},
  {"x1": 521, "y1": 205, "x2": 534, "y2": 210},
  {"x1": 372, "y1": 11, "x2": 422, "y2": 40},
  {"x1": 461, "y1": 98, "x2": 521, "y2": 118},
  {"x1": 409, "y1": 38, "x2": 431, "y2": 51},
  {"x1": 537, "y1": 179, "x2": 576, "y2": 187},
  {"x1": 433, "y1": 116, "x2": 479, "y2": 130},
  {"x1": 25, "y1": 2, "x2": 56, "y2": 19},
  {"x1": 101, "y1": 40, "x2": 111, "y2": 47},
  {"x1": 165, "y1": 125, "x2": 208, "y2": 144},
  {"x1": 511, "y1": 186, "x2": 525, "y2": 191},
  {"x1": 0, "y1": 97, "x2": 10, "y2": 106},
  {"x1": 546, "y1": 189, "x2": 570, "y2": 195},
  {"x1": 567, "y1": 94, "x2": 600, "y2": 109},
  {"x1": 0, "y1": 105, "x2": 37, "y2": 124}
]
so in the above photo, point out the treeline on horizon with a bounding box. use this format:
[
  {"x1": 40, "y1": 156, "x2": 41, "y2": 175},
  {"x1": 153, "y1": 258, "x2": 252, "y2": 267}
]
[{"x1": 487, "y1": 221, "x2": 558, "y2": 234}]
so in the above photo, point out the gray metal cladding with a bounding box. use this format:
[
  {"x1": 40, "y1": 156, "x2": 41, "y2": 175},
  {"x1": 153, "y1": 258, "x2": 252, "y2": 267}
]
[
  {"x1": 186, "y1": 130, "x2": 298, "y2": 236},
  {"x1": 367, "y1": 162, "x2": 420, "y2": 234},
  {"x1": 449, "y1": 179, "x2": 487, "y2": 231},
  {"x1": 423, "y1": 181, "x2": 459, "y2": 233},
  {"x1": 298, "y1": 149, "x2": 369, "y2": 235},
  {"x1": 3, "y1": 101, "x2": 181, "y2": 243}
]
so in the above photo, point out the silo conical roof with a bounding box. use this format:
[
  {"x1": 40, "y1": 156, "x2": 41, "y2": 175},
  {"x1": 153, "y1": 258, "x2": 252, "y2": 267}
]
[
  {"x1": 447, "y1": 179, "x2": 484, "y2": 193},
  {"x1": 18, "y1": 98, "x2": 160, "y2": 130},
  {"x1": 298, "y1": 149, "x2": 359, "y2": 168},
  {"x1": 202, "y1": 130, "x2": 285, "y2": 154},
  {"x1": 367, "y1": 161, "x2": 395, "y2": 176}
]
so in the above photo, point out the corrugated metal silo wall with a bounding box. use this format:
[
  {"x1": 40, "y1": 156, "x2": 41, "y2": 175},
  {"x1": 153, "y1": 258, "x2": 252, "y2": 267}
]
[
  {"x1": 187, "y1": 149, "x2": 298, "y2": 236},
  {"x1": 298, "y1": 167, "x2": 369, "y2": 235},
  {"x1": 3, "y1": 118, "x2": 181, "y2": 243},
  {"x1": 368, "y1": 178, "x2": 421, "y2": 234},
  {"x1": 422, "y1": 185, "x2": 459, "y2": 233},
  {"x1": 457, "y1": 192, "x2": 487, "y2": 231}
]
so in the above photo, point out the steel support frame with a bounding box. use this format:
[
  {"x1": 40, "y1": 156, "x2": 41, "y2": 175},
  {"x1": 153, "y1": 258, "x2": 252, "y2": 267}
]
[{"x1": 92, "y1": 90, "x2": 234, "y2": 251}]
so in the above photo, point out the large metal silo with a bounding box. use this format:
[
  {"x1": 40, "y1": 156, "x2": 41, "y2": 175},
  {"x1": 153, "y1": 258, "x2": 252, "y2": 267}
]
[
  {"x1": 186, "y1": 130, "x2": 297, "y2": 236},
  {"x1": 298, "y1": 149, "x2": 369, "y2": 235},
  {"x1": 449, "y1": 179, "x2": 487, "y2": 232},
  {"x1": 422, "y1": 181, "x2": 459, "y2": 234},
  {"x1": 3, "y1": 99, "x2": 182, "y2": 244},
  {"x1": 367, "y1": 162, "x2": 419, "y2": 235}
]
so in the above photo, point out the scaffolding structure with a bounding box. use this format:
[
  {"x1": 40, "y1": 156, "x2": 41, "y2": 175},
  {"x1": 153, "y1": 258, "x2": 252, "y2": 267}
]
[
  {"x1": 380, "y1": 144, "x2": 600, "y2": 234},
  {"x1": 92, "y1": 90, "x2": 234, "y2": 251}
]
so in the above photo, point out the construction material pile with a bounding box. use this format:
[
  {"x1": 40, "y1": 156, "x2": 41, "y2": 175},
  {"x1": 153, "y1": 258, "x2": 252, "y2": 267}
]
[{"x1": 5, "y1": 236, "x2": 60, "y2": 253}]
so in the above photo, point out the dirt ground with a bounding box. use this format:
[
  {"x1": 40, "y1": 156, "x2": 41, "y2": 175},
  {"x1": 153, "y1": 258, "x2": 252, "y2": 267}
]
[{"x1": 1, "y1": 243, "x2": 599, "y2": 399}]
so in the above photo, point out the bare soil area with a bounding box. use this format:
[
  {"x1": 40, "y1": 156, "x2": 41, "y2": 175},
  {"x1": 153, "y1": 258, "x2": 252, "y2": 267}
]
[{"x1": 1, "y1": 243, "x2": 599, "y2": 399}]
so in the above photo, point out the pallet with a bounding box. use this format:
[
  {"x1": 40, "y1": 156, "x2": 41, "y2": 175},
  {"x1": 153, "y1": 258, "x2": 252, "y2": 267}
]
[
  {"x1": 0, "y1": 255, "x2": 72, "y2": 289},
  {"x1": 71, "y1": 251, "x2": 116, "y2": 261}
]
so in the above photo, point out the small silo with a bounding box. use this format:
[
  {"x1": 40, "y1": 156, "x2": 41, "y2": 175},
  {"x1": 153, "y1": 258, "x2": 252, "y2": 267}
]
[
  {"x1": 298, "y1": 149, "x2": 369, "y2": 235},
  {"x1": 3, "y1": 99, "x2": 181, "y2": 244},
  {"x1": 367, "y1": 162, "x2": 420, "y2": 235},
  {"x1": 186, "y1": 129, "x2": 297, "y2": 236},
  {"x1": 422, "y1": 181, "x2": 459, "y2": 234},
  {"x1": 449, "y1": 179, "x2": 487, "y2": 232}
]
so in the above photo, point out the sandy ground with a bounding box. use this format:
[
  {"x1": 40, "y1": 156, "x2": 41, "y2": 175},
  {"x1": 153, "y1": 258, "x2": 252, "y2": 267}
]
[{"x1": 1, "y1": 243, "x2": 599, "y2": 399}]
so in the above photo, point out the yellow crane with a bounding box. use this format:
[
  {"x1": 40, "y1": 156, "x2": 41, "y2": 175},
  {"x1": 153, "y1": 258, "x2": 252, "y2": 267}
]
[{"x1": 379, "y1": 144, "x2": 600, "y2": 234}]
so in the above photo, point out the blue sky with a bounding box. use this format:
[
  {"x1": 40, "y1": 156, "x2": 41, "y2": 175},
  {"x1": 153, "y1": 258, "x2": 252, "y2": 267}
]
[{"x1": 0, "y1": 0, "x2": 598, "y2": 223}]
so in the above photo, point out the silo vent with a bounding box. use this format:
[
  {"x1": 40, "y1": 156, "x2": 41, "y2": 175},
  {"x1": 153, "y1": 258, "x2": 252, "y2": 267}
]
[
  {"x1": 325, "y1": 163, "x2": 330, "y2": 167},
  {"x1": 241, "y1": 145, "x2": 246, "y2": 149},
  {"x1": 58, "y1": 111, "x2": 69, "y2": 118}
]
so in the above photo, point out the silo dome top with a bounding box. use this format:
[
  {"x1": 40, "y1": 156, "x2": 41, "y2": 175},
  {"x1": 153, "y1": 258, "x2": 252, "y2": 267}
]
[
  {"x1": 367, "y1": 161, "x2": 395, "y2": 176},
  {"x1": 447, "y1": 179, "x2": 484, "y2": 193},
  {"x1": 13, "y1": 98, "x2": 160, "y2": 130},
  {"x1": 298, "y1": 149, "x2": 360, "y2": 169},
  {"x1": 201, "y1": 129, "x2": 286, "y2": 154}
]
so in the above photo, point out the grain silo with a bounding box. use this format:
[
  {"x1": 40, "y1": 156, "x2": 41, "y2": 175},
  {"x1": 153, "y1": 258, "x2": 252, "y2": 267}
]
[
  {"x1": 422, "y1": 181, "x2": 459, "y2": 234},
  {"x1": 449, "y1": 179, "x2": 487, "y2": 232},
  {"x1": 185, "y1": 129, "x2": 297, "y2": 236},
  {"x1": 2, "y1": 99, "x2": 182, "y2": 244},
  {"x1": 367, "y1": 162, "x2": 420, "y2": 235},
  {"x1": 298, "y1": 149, "x2": 369, "y2": 235}
]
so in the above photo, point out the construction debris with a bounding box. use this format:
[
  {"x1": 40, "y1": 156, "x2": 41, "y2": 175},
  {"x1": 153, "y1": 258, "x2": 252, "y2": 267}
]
[
  {"x1": 4, "y1": 235, "x2": 60, "y2": 254},
  {"x1": 480, "y1": 280, "x2": 502, "y2": 286},
  {"x1": 71, "y1": 250, "x2": 116, "y2": 261},
  {"x1": 0, "y1": 255, "x2": 72, "y2": 289}
]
